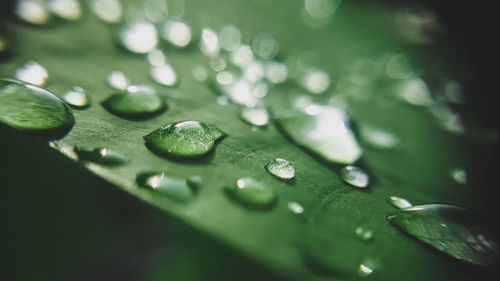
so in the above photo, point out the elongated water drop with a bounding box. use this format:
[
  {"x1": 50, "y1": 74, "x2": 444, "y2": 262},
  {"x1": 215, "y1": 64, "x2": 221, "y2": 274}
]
[
  {"x1": 359, "y1": 124, "x2": 399, "y2": 149},
  {"x1": 102, "y1": 85, "x2": 166, "y2": 119},
  {"x1": 240, "y1": 107, "x2": 269, "y2": 127},
  {"x1": 355, "y1": 227, "x2": 374, "y2": 241},
  {"x1": 161, "y1": 20, "x2": 191, "y2": 48},
  {"x1": 144, "y1": 121, "x2": 225, "y2": 158},
  {"x1": 275, "y1": 105, "x2": 362, "y2": 164},
  {"x1": 265, "y1": 158, "x2": 295, "y2": 180},
  {"x1": 107, "y1": 71, "x2": 129, "y2": 91},
  {"x1": 47, "y1": 0, "x2": 82, "y2": 21},
  {"x1": 151, "y1": 64, "x2": 177, "y2": 87},
  {"x1": 74, "y1": 147, "x2": 128, "y2": 166},
  {"x1": 0, "y1": 78, "x2": 74, "y2": 137},
  {"x1": 288, "y1": 202, "x2": 304, "y2": 214},
  {"x1": 15, "y1": 61, "x2": 48, "y2": 86},
  {"x1": 225, "y1": 177, "x2": 277, "y2": 209},
  {"x1": 91, "y1": 0, "x2": 122, "y2": 23},
  {"x1": 388, "y1": 196, "x2": 413, "y2": 209},
  {"x1": 265, "y1": 61, "x2": 288, "y2": 84},
  {"x1": 252, "y1": 32, "x2": 279, "y2": 60},
  {"x1": 387, "y1": 204, "x2": 499, "y2": 265},
  {"x1": 119, "y1": 22, "x2": 158, "y2": 54},
  {"x1": 137, "y1": 172, "x2": 194, "y2": 203},
  {"x1": 62, "y1": 86, "x2": 91, "y2": 108},
  {"x1": 340, "y1": 166, "x2": 369, "y2": 188},
  {"x1": 200, "y1": 28, "x2": 220, "y2": 57},
  {"x1": 15, "y1": 0, "x2": 50, "y2": 25}
]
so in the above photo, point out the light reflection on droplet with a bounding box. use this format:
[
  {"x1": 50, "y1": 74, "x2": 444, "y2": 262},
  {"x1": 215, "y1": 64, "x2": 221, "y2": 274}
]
[
  {"x1": 388, "y1": 196, "x2": 413, "y2": 209},
  {"x1": 265, "y1": 61, "x2": 288, "y2": 84},
  {"x1": 15, "y1": 0, "x2": 49, "y2": 25},
  {"x1": 62, "y1": 86, "x2": 91, "y2": 108},
  {"x1": 252, "y1": 32, "x2": 279, "y2": 60},
  {"x1": 151, "y1": 64, "x2": 177, "y2": 87},
  {"x1": 358, "y1": 263, "x2": 373, "y2": 276},
  {"x1": 15, "y1": 61, "x2": 49, "y2": 86},
  {"x1": 355, "y1": 227, "x2": 374, "y2": 241},
  {"x1": 91, "y1": 0, "x2": 122, "y2": 23},
  {"x1": 340, "y1": 165, "x2": 369, "y2": 188},
  {"x1": 147, "y1": 49, "x2": 167, "y2": 66},
  {"x1": 230, "y1": 44, "x2": 254, "y2": 68},
  {"x1": 244, "y1": 61, "x2": 265, "y2": 84},
  {"x1": 210, "y1": 55, "x2": 227, "y2": 72},
  {"x1": 166, "y1": 0, "x2": 185, "y2": 19},
  {"x1": 252, "y1": 82, "x2": 268, "y2": 98},
  {"x1": 298, "y1": 50, "x2": 320, "y2": 72},
  {"x1": 119, "y1": 22, "x2": 158, "y2": 54},
  {"x1": 359, "y1": 124, "x2": 399, "y2": 149},
  {"x1": 240, "y1": 107, "x2": 269, "y2": 127},
  {"x1": 47, "y1": 0, "x2": 82, "y2": 21},
  {"x1": 219, "y1": 78, "x2": 258, "y2": 108},
  {"x1": 451, "y1": 167, "x2": 467, "y2": 185},
  {"x1": 219, "y1": 25, "x2": 242, "y2": 52},
  {"x1": 216, "y1": 71, "x2": 233, "y2": 85},
  {"x1": 161, "y1": 20, "x2": 192, "y2": 48},
  {"x1": 265, "y1": 158, "x2": 295, "y2": 179},
  {"x1": 288, "y1": 202, "x2": 304, "y2": 214},
  {"x1": 143, "y1": 0, "x2": 168, "y2": 23},
  {"x1": 386, "y1": 53, "x2": 414, "y2": 79},
  {"x1": 302, "y1": 69, "x2": 330, "y2": 94},
  {"x1": 107, "y1": 71, "x2": 130, "y2": 91},
  {"x1": 200, "y1": 28, "x2": 220, "y2": 57}
]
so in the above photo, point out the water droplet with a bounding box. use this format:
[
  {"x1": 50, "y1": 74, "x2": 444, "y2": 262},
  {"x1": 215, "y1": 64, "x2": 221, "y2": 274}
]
[
  {"x1": 240, "y1": 107, "x2": 269, "y2": 127},
  {"x1": 107, "y1": 71, "x2": 130, "y2": 91},
  {"x1": 396, "y1": 78, "x2": 433, "y2": 106},
  {"x1": 252, "y1": 33, "x2": 279, "y2": 60},
  {"x1": 217, "y1": 96, "x2": 229, "y2": 106},
  {"x1": 47, "y1": 0, "x2": 82, "y2": 21},
  {"x1": 200, "y1": 28, "x2": 220, "y2": 57},
  {"x1": 358, "y1": 263, "x2": 374, "y2": 276},
  {"x1": 265, "y1": 62, "x2": 288, "y2": 84},
  {"x1": 74, "y1": 147, "x2": 128, "y2": 166},
  {"x1": 355, "y1": 227, "x2": 374, "y2": 241},
  {"x1": 340, "y1": 166, "x2": 369, "y2": 188},
  {"x1": 304, "y1": 0, "x2": 341, "y2": 19},
  {"x1": 217, "y1": 78, "x2": 258, "y2": 107},
  {"x1": 388, "y1": 196, "x2": 413, "y2": 209},
  {"x1": 15, "y1": 0, "x2": 50, "y2": 25},
  {"x1": 302, "y1": 69, "x2": 330, "y2": 94},
  {"x1": 275, "y1": 106, "x2": 362, "y2": 164},
  {"x1": 0, "y1": 78, "x2": 74, "y2": 137},
  {"x1": 230, "y1": 44, "x2": 254, "y2": 68},
  {"x1": 225, "y1": 177, "x2": 277, "y2": 209},
  {"x1": 137, "y1": 171, "x2": 194, "y2": 203},
  {"x1": 288, "y1": 201, "x2": 304, "y2": 214},
  {"x1": 91, "y1": 0, "x2": 122, "y2": 23},
  {"x1": 210, "y1": 55, "x2": 227, "y2": 72},
  {"x1": 219, "y1": 25, "x2": 242, "y2": 52},
  {"x1": 265, "y1": 158, "x2": 295, "y2": 180},
  {"x1": 144, "y1": 121, "x2": 225, "y2": 158},
  {"x1": 103, "y1": 85, "x2": 166, "y2": 119},
  {"x1": 243, "y1": 61, "x2": 265, "y2": 84},
  {"x1": 15, "y1": 61, "x2": 48, "y2": 86},
  {"x1": 387, "y1": 204, "x2": 499, "y2": 265},
  {"x1": 161, "y1": 20, "x2": 192, "y2": 48},
  {"x1": 147, "y1": 49, "x2": 167, "y2": 66},
  {"x1": 62, "y1": 86, "x2": 91, "y2": 108},
  {"x1": 386, "y1": 53, "x2": 413, "y2": 79},
  {"x1": 143, "y1": 0, "x2": 168, "y2": 23},
  {"x1": 151, "y1": 64, "x2": 177, "y2": 87},
  {"x1": 451, "y1": 167, "x2": 467, "y2": 185},
  {"x1": 119, "y1": 22, "x2": 158, "y2": 54},
  {"x1": 216, "y1": 71, "x2": 233, "y2": 85},
  {"x1": 359, "y1": 124, "x2": 399, "y2": 149}
]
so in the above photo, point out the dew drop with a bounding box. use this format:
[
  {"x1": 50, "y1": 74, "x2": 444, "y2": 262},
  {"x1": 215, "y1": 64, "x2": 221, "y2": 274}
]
[
  {"x1": 304, "y1": 0, "x2": 341, "y2": 19},
  {"x1": 102, "y1": 85, "x2": 166, "y2": 119},
  {"x1": 143, "y1": 0, "x2": 168, "y2": 23},
  {"x1": 243, "y1": 61, "x2": 265, "y2": 84},
  {"x1": 144, "y1": 121, "x2": 225, "y2": 158},
  {"x1": 225, "y1": 177, "x2": 277, "y2": 209},
  {"x1": 265, "y1": 158, "x2": 295, "y2": 180},
  {"x1": 147, "y1": 49, "x2": 167, "y2": 66},
  {"x1": 200, "y1": 28, "x2": 220, "y2": 57},
  {"x1": 388, "y1": 196, "x2": 413, "y2": 209},
  {"x1": 355, "y1": 227, "x2": 374, "y2": 241},
  {"x1": 161, "y1": 20, "x2": 192, "y2": 48},
  {"x1": 252, "y1": 32, "x2": 279, "y2": 60},
  {"x1": 74, "y1": 147, "x2": 128, "y2": 166},
  {"x1": 358, "y1": 263, "x2": 374, "y2": 276},
  {"x1": 274, "y1": 105, "x2": 362, "y2": 164},
  {"x1": 240, "y1": 107, "x2": 269, "y2": 127},
  {"x1": 217, "y1": 78, "x2": 258, "y2": 107},
  {"x1": 137, "y1": 171, "x2": 194, "y2": 203},
  {"x1": 15, "y1": 61, "x2": 48, "y2": 86},
  {"x1": 0, "y1": 78, "x2": 74, "y2": 137},
  {"x1": 288, "y1": 201, "x2": 304, "y2": 214},
  {"x1": 219, "y1": 25, "x2": 242, "y2": 52},
  {"x1": 151, "y1": 64, "x2": 177, "y2": 87},
  {"x1": 340, "y1": 166, "x2": 369, "y2": 188},
  {"x1": 451, "y1": 167, "x2": 467, "y2": 185},
  {"x1": 15, "y1": 0, "x2": 50, "y2": 25},
  {"x1": 107, "y1": 71, "x2": 130, "y2": 91},
  {"x1": 230, "y1": 44, "x2": 254, "y2": 68},
  {"x1": 265, "y1": 61, "x2": 288, "y2": 84},
  {"x1": 396, "y1": 78, "x2": 433, "y2": 106},
  {"x1": 91, "y1": 0, "x2": 122, "y2": 23},
  {"x1": 47, "y1": 0, "x2": 82, "y2": 21},
  {"x1": 359, "y1": 124, "x2": 399, "y2": 149},
  {"x1": 387, "y1": 204, "x2": 499, "y2": 265},
  {"x1": 119, "y1": 22, "x2": 158, "y2": 54},
  {"x1": 302, "y1": 69, "x2": 330, "y2": 94},
  {"x1": 62, "y1": 86, "x2": 91, "y2": 109},
  {"x1": 210, "y1": 55, "x2": 227, "y2": 72}
]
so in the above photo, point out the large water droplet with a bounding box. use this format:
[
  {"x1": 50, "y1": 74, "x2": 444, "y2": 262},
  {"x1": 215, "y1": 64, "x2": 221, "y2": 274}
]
[
  {"x1": 15, "y1": 0, "x2": 50, "y2": 25},
  {"x1": 240, "y1": 107, "x2": 269, "y2": 127},
  {"x1": 137, "y1": 171, "x2": 194, "y2": 203},
  {"x1": 225, "y1": 177, "x2": 277, "y2": 209},
  {"x1": 107, "y1": 71, "x2": 130, "y2": 91},
  {"x1": 340, "y1": 166, "x2": 369, "y2": 188},
  {"x1": 74, "y1": 147, "x2": 128, "y2": 166},
  {"x1": 47, "y1": 0, "x2": 82, "y2": 21},
  {"x1": 15, "y1": 61, "x2": 48, "y2": 86},
  {"x1": 0, "y1": 78, "x2": 74, "y2": 137},
  {"x1": 91, "y1": 0, "x2": 122, "y2": 23},
  {"x1": 388, "y1": 196, "x2": 413, "y2": 209},
  {"x1": 119, "y1": 22, "x2": 158, "y2": 54},
  {"x1": 387, "y1": 204, "x2": 499, "y2": 265},
  {"x1": 144, "y1": 121, "x2": 225, "y2": 158},
  {"x1": 150, "y1": 64, "x2": 177, "y2": 87},
  {"x1": 102, "y1": 85, "x2": 166, "y2": 119},
  {"x1": 161, "y1": 20, "x2": 192, "y2": 48},
  {"x1": 274, "y1": 105, "x2": 362, "y2": 164},
  {"x1": 265, "y1": 158, "x2": 295, "y2": 180},
  {"x1": 62, "y1": 86, "x2": 91, "y2": 109},
  {"x1": 395, "y1": 78, "x2": 433, "y2": 106}
]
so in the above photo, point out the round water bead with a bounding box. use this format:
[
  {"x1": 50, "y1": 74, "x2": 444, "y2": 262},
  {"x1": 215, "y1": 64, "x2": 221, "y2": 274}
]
[
  {"x1": 225, "y1": 177, "x2": 277, "y2": 209},
  {"x1": 265, "y1": 158, "x2": 295, "y2": 180},
  {"x1": 102, "y1": 85, "x2": 166, "y2": 119},
  {"x1": 340, "y1": 166, "x2": 369, "y2": 188}
]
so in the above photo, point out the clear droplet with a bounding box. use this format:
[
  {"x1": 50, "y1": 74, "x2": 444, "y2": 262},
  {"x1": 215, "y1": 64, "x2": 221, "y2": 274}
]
[
  {"x1": 103, "y1": 85, "x2": 166, "y2": 119},
  {"x1": 0, "y1": 78, "x2": 74, "y2": 137},
  {"x1": 216, "y1": 71, "x2": 233, "y2": 85},
  {"x1": 74, "y1": 147, "x2": 128, "y2": 166},
  {"x1": 225, "y1": 177, "x2": 277, "y2": 208},
  {"x1": 15, "y1": 61, "x2": 48, "y2": 86},
  {"x1": 200, "y1": 28, "x2": 220, "y2": 57},
  {"x1": 62, "y1": 86, "x2": 91, "y2": 108},
  {"x1": 396, "y1": 78, "x2": 433, "y2": 106},
  {"x1": 240, "y1": 107, "x2": 269, "y2": 127},
  {"x1": 161, "y1": 20, "x2": 192, "y2": 48},
  {"x1": 147, "y1": 49, "x2": 167, "y2": 66},
  {"x1": 137, "y1": 171, "x2": 194, "y2": 203},
  {"x1": 243, "y1": 61, "x2": 265, "y2": 84},
  {"x1": 358, "y1": 263, "x2": 374, "y2": 276},
  {"x1": 302, "y1": 69, "x2": 330, "y2": 94},
  {"x1": 218, "y1": 78, "x2": 258, "y2": 107},
  {"x1": 252, "y1": 32, "x2": 279, "y2": 60},
  {"x1": 387, "y1": 204, "x2": 499, "y2": 265},
  {"x1": 91, "y1": 0, "x2": 122, "y2": 23},
  {"x1": 265, "y1": 61, "x2": 288, "y2": 84},
  {"x1": 451, "y1": 167, "x2": 467, "y2": 185},
  {"x1": 386, "y1": 53, "x2": 414, "y2": 79},
  {"x1": 388, "y1": 196, "x2": 413, "y2": 209},
  {"x1": 304, "y1": 0, "x2": 341, "y2": 19},
  {"x1": 107, "y1": 71, "x2": 130, "y2": 91},
  {"x1": 298, "y1": 50, "x2": 320, "y2": 72},
  {"x1": 144, "y1": 121, "x2": 225, "y2": 158},
  {"x1": 47, "y1": 0, "x2": 82, "y2": 21},
  {"x1": 359, "y1": 124, "x2": 399, "y2": 149},
  {"x1": 288, "y1": 202, "x2": 304, "y2": 214},
  {"x1": 151, "y1": 64, "x2": 177, "y2": 87},
  {"x1": 355, "y1": 227, "x2": 374, "y2": 241},
  {"x1": 275, "y1": 106, "x2": 362, "y2": 164},
  {"x1": 210, "y1": 55, "x2": 227, "y2": 72},
  {"x1": 340, "y1": 166, "x2": 369, "y2": 188},
  {"x1": 119, "y1": 22, "x2": 158, "y2": 54},
  {"x1": 143, "y1": 0, "x2": 168, "y2": 23},
  {"x1": 230, "y1": 44, "x2": 254, "y2": 68},
  {"x1": 265, "y1": 158, "x2": 295, "y2": 180},
  {"x1": 219, "y1": 25, "x2": 242, "y2": 52},
  {"x1": 15, "y1": 0, "x2": 50, "y2": 25}
]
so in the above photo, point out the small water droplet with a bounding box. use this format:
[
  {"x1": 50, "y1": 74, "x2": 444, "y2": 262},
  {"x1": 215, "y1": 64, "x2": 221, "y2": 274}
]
[
  {"x1": 74, "y1": 147, "x2": 128, "y2": 166},
  {"x1": 396, "y1": 78, "x2": 433, "y2": 106},
  {"x1": 359, "y1": 124, "x2": 399, "y2": 149},
  {"x1": 62, "y1": 86, "x2": 91, "y2": 108},
  {"x1": 210, "y1": 55, "x2": 227, "y2": 72},
  {"x1": 275, "y1": 106, "x2": 362, "y2": 164},
  {"x1": 451, "y1": 167, "x2": 467, "y2": 185},
  {"x1": 340, "y1": 166, "x2": 369, "y2": 188},
  {"x1": 388, "y1": 196, "x2": 413, "y2": 209},
  {"x1": 225, "y1": 177, "x2": 277, "y2": 209},
  {"x1": 265, "y1": 158, "x2": 295, "y2": 180},
  {"x1": 217, "y1": 96, "x2": 229, "y2": 106},
  {"x1": 151, "y1": 64, "x2": 177, "y2": 87},
  {"x1": 358, "y1": 263, "x2": 374, "y2": 276},
  {"x1": 219, "y1": 25, "x2": 242, "y2": 52},
  {"x1": 47, "y1": 0, "x2": 82, "y2": 21},
  {"x1": 216, "y1": 71, "x2": 233, "y2": 85},
  {"x1": 355, "y1": 227, "x2": 374, "y2": 241},
  {"x1": 16, "y1": 0, "x2": 50, "y2": 25},
  {"x1": 91, "y1": 0, "x2": 122, "y2": 23},
  {"x1": 103, "y1": 85, "x2": 166, "y2": 119},
  {"x1": 143, "y1": 0, "x2": 168, "y2": 23},
  {"x1": 137, "y1": 171, "x2": 194, "y2": 202},
  {"x1": 161, "y1": 20, "x2": 192, "y2": 48},
  {"x1": 15, "y1": 61, "x2": 48, "y2": 86},
  {"x1": 243, "y1": 61, "x2": 265, "y2": 84},
  {"x1": 192, "y1": 66, "x2": 208, "y2": 82},
  {"x1": 288, "y1": 201, "x2": 304, "y2": 214},
  {"x1": 304, "y1": 0, "x2": 341, "y2": 19},
  {"x1": 147, "y1": 49, "x2": 167, "y2": 66},
  {"x1": 107, "y1": 71, "x2": 130, "y2": 91},
  {"x1": 240, "y1": 107, "x2": 269, "y2": 127},
  {"x1": 230, "y1": 44, "x2": 254, "y2": 68},
  {"x1": 0, "y1": 78, "x2": 74, "y2": 137},
  {"x1": 387, "y1": 204, "x2": 499, "y2": 265},
  {"x1": 144, "y1": 121, "x2": 225, "y2": 158},
  {"x1": 200, "y1": 28, "x2": 220, "y2": 57},
  {"x1": 119, "y1": 22, "x2": 158, "y2": 54},
  {"x1": 302, "y1": 69, "x2": 330, "y2": 94},
  {"x1": 252, "y1": 32, "x2": 279, "y2": 60},
  {"x1": 386, "y1": 53, "x2": 413, "y2": 79}
]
